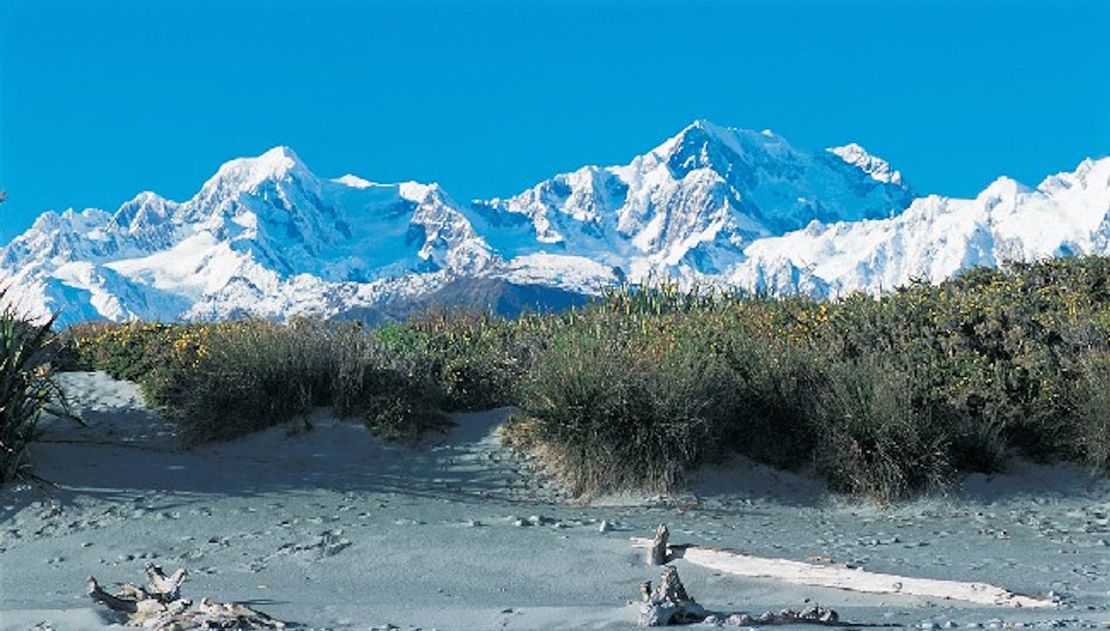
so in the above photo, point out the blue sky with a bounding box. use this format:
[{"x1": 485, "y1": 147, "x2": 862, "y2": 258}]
[{"x1": 1, "y1": 0, "x2": 1107, "y2": 242}]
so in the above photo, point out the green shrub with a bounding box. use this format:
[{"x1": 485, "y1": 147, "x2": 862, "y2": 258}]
[
  {"x1": 143, "y1": 319, "x2": 453, "y2": 445},
  {"x1": 0, "y1": 299, "x2": 60, "y2": 482},
  {"x1": 363, "y1": 386, "x2": 452, "y2": 444},
  {"x1": 377, "y1": 309, "x2": 540, "y2": 411},
  {"x1": 1076, "y1": 351, "x2": 1110, "y2": 471},
  {"x1": 61, "y1": 321, "x2": 179, "y2": 381}
]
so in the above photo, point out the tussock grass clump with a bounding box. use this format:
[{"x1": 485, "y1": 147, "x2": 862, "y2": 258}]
[
  {"x1": 807, "y1": 360, "x2": 956, "y2": 503},
  {"x1": 1075, "y1": 351, "x2": 1110, "y2": 472},
  {"x1": 510, "y1": 307, "x2": 740, "y2": 495},
  {"x1": 0, "y1": 297, "x2": 61, "y2": 482}
]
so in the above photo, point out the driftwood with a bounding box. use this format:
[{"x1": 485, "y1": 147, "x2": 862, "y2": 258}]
[
  {"x1": 637, "y1": 564, "x2": 840, "y2": 627},
  {"x1": 631, "y1": 530, "x2": 1055, "y2": 609},
  {"x1": 646, "y1": 523, "x2": 669, "y2": 566},
  {"x1": 88, "y1": 564, "x2": 285, "y2": 630},
  {"x1": 705, "y1": 606, "x2": 840, "y2": 627},
  {"x1": 639, "y1": 565, "x2": 707, "y2": 626}
]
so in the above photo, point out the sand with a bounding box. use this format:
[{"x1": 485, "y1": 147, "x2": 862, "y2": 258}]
[{"x1": 1, "y1": 372, "x2": 1108, "y2": 630}]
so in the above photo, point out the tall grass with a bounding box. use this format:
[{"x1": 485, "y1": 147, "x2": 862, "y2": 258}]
[
  {"x1": 165, "y1": 320, "x2": 453, "y2": 444},
  {"x1": 0, "y1": 295, "x2": 60, "y2": 482},
  {"x1": 508, "y1": 308, "x2": 740, "y2": 495},
  {"x1": 1075, "y1": 351, "x2": 1110, "y2": 472},
  {"x1": 66, "y1": 319, "x2": 453, "y2": 445}
]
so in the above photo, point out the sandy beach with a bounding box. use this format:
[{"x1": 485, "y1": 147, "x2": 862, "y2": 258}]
[{"x1": 2, "y1": 372, "x2": 1108, "y2": 630}]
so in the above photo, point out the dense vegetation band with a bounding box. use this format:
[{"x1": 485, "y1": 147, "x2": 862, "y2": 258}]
[{"x1": 4, "y1": 257, "x2": 1110, "y2": 502}]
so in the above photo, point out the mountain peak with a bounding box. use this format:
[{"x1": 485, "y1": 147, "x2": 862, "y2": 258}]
[
  {"x1": 827, "y1": 143, "x2": 905, "y2": 186},
  {"x1": 333, "y1": 174, "x2": 373, "y2": 189},
  {"x1": 241, "y1": 145, "x2": 307, "y2": 178},
  {"x1": 686, "y1": 118, "x2": 723, "y2": 134},
  {"x1": 978, "y1": 175, "x2": 1032, "y2": 201},
  {"x1": 195, "y1": 145, "x2": 314, "y2": 203},
  {"x1": 655, "y1": 119, "x2": 798, "y2": 166},
  {"x1": 661, "y1": 119, "x2": 734, "y2": 148},
  {"x1": 112, "y1": 191, "x2": 176, "y2": 230},
  {"x1": 399, "y1": 181, "x2": 449, "y2": 204}
]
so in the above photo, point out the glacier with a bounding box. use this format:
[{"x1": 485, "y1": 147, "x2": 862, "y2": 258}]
[{"x1": 0, "y1": 121, "x2": 1106, "y2": 324}]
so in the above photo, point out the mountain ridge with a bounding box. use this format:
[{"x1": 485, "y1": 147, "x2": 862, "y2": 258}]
[{"x1": 1, "y1": 121, "x2": 1106, "y2": 324}]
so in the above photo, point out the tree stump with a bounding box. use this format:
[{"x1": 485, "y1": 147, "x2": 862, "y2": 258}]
[
  {"x1": 638, "y1": 565, "x2": 707, "y2": 626},
  {"x1": 647, "y1": 523, "x2": 669, "y2": 566}
]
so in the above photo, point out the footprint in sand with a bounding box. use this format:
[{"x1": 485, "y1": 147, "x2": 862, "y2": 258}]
[{"x1": 268, "y1": 529, "x2": 353, "y2": 562}]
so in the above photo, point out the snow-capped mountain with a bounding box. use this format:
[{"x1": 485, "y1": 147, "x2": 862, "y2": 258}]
[
  {"x1": 730, "y1": 157, "x2": 1110, "y2": 297},
  {"x1": 0, "y1": 121, "x2": 1106, "y2": 324},
  {"x1": 0, "y1": 146, "x2": 493, "y2": 322},
  {"x1": 472, "y1": 120, "x2": 915, "y2": 285}
]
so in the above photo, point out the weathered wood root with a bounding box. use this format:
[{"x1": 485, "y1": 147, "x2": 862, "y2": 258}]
[
  {"x1": 88, "y1": 576, "x2": 140, "y2": 613},
  {"x1": 639, "y1": 565, "x2": 706, "y2": 626},
  {"x1": 87, "y1": 565, "x2": 285, "y2": 630},
  {"x1": 637, "y1": 564, "x2": 841, "y2": 627},
  {"x1": 145, "y1": 564, "x2": 187, "y2": 601}
]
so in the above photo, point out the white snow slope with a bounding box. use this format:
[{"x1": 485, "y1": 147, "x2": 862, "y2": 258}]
[{"x1": 1, "y1": 122, "x2": 1106, "y2": 323}]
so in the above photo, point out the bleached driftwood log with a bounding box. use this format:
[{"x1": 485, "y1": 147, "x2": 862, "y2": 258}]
[
  {"x1": 638, "y1": 565, "x2": 707, "y2": 626},
  {"x1": 88, "y1": 564, "x2": 285, "y2": 630},
  {"x1": 707, "y1": 605, "x2": 840, "y2": 626},
  {"x1": 631, "y1": 531, "x2": 1055, "y2": 609},
  {"x1": 647, "y1": 523, "x2": 669, "y2": 566}
]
